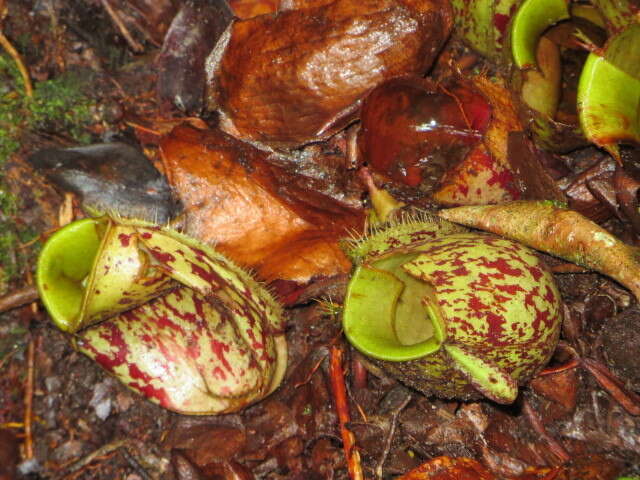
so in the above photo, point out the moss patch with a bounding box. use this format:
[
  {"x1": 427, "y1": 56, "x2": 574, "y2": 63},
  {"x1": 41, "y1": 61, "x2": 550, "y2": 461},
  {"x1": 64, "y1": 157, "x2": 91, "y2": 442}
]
[{"x1": 0, "y1": 53, "x2": 94, "y2": 289}]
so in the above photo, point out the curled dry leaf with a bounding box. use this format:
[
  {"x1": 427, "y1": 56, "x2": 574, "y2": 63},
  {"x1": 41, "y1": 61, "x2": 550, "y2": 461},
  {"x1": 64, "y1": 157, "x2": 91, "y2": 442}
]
[
  {"x1": 27, "y1": 142, "x2": 177, "y2": 223},
  {"x1": 210, "y1": 0, "x2": 453, "y2": 147},
  {"x1": 160, "y1": 124, "x2": 364, "y2": 283},
  {"x1": 506, "y1": 132, "x2": 567, "y2": 204},
  {"x1": 439, "y1": 200, "x2": 640, "y2": 302},
  {"x1": 156, "y1": 0, "x2": 233, "y2": 114}
]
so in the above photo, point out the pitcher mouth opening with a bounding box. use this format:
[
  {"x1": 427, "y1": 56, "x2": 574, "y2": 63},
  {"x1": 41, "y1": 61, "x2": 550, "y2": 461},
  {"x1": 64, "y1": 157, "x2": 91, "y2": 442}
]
[
  {"x1": 36, "y1": 217, "x2": 106, "y2": 332},
  {"x1": 342, "y1": 251, "x2": 445, "y2": 362},
  {"x1": 36, "y1": 217, "x2": 165, "y2": 333}
]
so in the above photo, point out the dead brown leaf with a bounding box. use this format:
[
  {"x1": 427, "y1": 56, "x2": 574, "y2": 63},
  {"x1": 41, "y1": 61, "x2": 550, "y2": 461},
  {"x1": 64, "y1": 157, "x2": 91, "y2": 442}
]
[
  {"x1": 212, "y1": 0, "x2": 453, "y2": 147},
  {"x1": 160, "y1": 124, "x2": 364, "y2": 283}
]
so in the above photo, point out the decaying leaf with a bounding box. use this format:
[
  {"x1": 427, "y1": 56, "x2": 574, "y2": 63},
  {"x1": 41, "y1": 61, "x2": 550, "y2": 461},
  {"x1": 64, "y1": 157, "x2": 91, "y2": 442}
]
[
  {"x1": 358, "y1": 77, "x2": 484, "y2": 188},
  {"x1": 156, "y1": 0, "x2": 233, "y2": 114},
  {"x1": 209, "y1": 0, "x2": 453, "y2": 147},
  {"x1": 160, "y1": 124, "x2": 364, "y2": 283},
  {"x1": 27, "y1": 143, "x2": 177, "y2": 223},
  {"x1": 227, "y1": 0, "x2": 280, "y2": 18},
  {"x1": 397, "y1": 456, "x2": 495, "y2": 479},
  {"x1": 506, "y1": 132, "x2": 567, "y2": 203}
]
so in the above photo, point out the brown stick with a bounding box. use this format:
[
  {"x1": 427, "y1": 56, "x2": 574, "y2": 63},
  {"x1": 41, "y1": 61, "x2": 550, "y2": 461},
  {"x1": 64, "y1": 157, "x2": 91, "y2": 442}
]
[
  {"x1": 522, "y1": 398, "x2": 570, "y2": 465},
  {"x1": 0, "y1": 28, "x2": 33, "y2": 97},
  {"x1": 352, "y1": 355, "x2": 368, "y2": 390},
  {"x1": 100, "y1": 0, "x2": 144, "y2": 52},
  {"x1": 23, "y1": 335, "x2": 36, "y2": 459},
  {"x1": 329, "y1": 346, "x2": 364, "y2": 480},
  {"x1": 582, "y1": 358, "x2": 640, "y2": 416},
  {"x1": 0, "y1": 286, "x2": 39, "y2": 314}
]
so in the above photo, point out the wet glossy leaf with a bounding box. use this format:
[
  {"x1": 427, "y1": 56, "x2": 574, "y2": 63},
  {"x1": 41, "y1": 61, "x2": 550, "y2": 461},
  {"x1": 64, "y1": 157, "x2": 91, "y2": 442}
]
[
  {"x1": 160, "y1": 124, "x2": 364, "y2": 283},
  {"x1": 209, "y1": 0, "x2": 453, "y2": 147}
]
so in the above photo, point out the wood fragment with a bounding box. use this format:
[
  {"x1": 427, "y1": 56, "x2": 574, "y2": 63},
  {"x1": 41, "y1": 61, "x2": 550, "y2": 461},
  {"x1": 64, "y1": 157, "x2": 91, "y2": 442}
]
[
  {"x1": 352, "y1": 355, "x2": 368, "y2": 390},
  {"x1": 23, "y1": 336, "x2": 35, "y2": 459},
  {"x1": 582, "y1": 358, "x2": 640, "y2": 416},
  {"x1": 0, "y1": 286, "x2": 39, "y2": 314},
  {"x1": 522, "y1": 398, "x2": 570, "y2": 465},
  {"x1": 58, "y1": 193, "x2": 75, "y2": 227},
  {"x1": 329, "y1": 345, "x2": 364, "y2": 480},
  {"x1": 100, "y1": 0, "x2": 144, "y2": 52}
]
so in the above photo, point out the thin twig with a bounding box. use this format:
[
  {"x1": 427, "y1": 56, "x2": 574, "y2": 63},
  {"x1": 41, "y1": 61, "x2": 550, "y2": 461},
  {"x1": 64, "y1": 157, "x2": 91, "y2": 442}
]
[
  {"x1": 375, "y1": 392, "x2": 412, "y2": 478},
  {"x1": 99, "y1": 0, "x2": 144, "y2": 52},
  {"x1": 23, "y1": 335, "x2": 36, "y2": 459},
  {"x1": 582, "y1": 358, "x2": 640, "y2": 416},
  {"x1": 0, "y1": 29, "x2": 33, "y2": 97},
  {"x1": 0, "y1": 286, "x2": 39, "y2": 314},
  {"x1": 329, "y1": 346, "x2": 364, "y2": 480},
  {"x1": 55, "y1": 439, "x2": 129, "y2": 479},
  {"x1": 522, "y1": 398, "x2": 570, "y2": 465}
]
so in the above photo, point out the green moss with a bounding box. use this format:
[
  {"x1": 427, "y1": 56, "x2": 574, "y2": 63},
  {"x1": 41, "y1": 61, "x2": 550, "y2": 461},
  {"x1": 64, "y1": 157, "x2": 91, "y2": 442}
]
[
  {"x1": 0, "y1": 52, "x2": 94, "y2": 288},
  {"x1": 28, "y1": 72, "x2": 93, "y2": 142}
]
